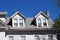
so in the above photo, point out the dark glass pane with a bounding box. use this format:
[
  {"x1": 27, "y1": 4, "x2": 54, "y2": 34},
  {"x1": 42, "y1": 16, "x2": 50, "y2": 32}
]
[
  {"x1": 38, "y1": 23, "x2": 41, "y2": 27},
  {"x1": 43, "y1": 22, "x2": 47, "y2": 26}
]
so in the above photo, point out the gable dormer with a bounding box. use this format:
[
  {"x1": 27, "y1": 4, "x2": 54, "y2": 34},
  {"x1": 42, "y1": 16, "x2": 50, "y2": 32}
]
[
  {"x1": 35, "y1": 11, "x2": 49, "y2": 28},
  {"x1": 0, "y1": 12, "x2": 7, "y2": 23},
  {"x1": 10, "y1": 11, "x2": 26, "y2": 27}
]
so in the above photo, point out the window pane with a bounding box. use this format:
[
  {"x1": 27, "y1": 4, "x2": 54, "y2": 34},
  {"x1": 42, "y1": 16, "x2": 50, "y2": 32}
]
[
  {"x1": 35, "y1": 35, "x2": 39, "y2": 40},
  {"x1": 14, "y1": 23, "x2": 18, "y2": 27},
  {"x1": 21, "y1": 36, "x2": 26, "y2": 40},
  {"x1": 14, "y1": 18, "x2": 18, "y2": 23},
  {"x1": 48, "y1": 35, "x2": 53, "y2": 40},
  {"x1": 43, "y1": 22, "x2": 47, "y2": 26},
  {"x1": 19, "y1": 19, "x2": 23, "y2": 23},
  {"x1": 43, "y1": 18, "x2": 46, "y2": 22},
  {"x1": 43, "y1": 37, "x2": 46, "y2": 40},
  {"x1": 43, "y1": 18, "x2": 47, "y2": 26},
  {"x1": 9, "y1": 36, "x2": 14, "y2": 40},
  {"x1": 38, "y1": 19, "x2": 41, "y2": 23},
  {"x1": 19, "y1": 23, "x2": 23, "y2": 26},
  {"x1": 14, "y1": 18, "x2": 18, "y2": 27}
]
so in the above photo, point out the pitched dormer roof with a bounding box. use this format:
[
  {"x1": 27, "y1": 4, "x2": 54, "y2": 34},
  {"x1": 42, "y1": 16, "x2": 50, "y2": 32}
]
[
  {"x1": 35, "y1": 11, "x2": 49, "y2": 19},
  {"x1": 10, "y1": 11, "x2": 26, "y2": 19}
]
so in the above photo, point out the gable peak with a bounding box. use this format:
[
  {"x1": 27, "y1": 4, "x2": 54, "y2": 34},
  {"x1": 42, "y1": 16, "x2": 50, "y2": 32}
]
[{"x1": 10, "y1": 11, "x2": 26, "y2": 19}]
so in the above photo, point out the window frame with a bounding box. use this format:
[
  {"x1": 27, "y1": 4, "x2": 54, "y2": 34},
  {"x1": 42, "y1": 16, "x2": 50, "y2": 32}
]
[
  {"x1": 13, "y1": 18, "x2": 18, "y2": 27},
  {"x1": 19, "y1": 19, "x2": 23, "y2": 26},
  {"x1": 42, "y1": 18, "x2": 47, "y2": 27},
  {"x1": 35, "y1": 35, "x2": 40, "y2": 40},
  {"x1": 37, "y1": 18, "x2": 42, "y2": 27},
  {"x1": 21, "y1": 36, "x2": 26, "y2": 40},
  {"x1": 38, "y1": 19, "x2": 41, "y2": 23},
  {"x1": 9, "y1": 36, "x2": 14, "y2": 40}
]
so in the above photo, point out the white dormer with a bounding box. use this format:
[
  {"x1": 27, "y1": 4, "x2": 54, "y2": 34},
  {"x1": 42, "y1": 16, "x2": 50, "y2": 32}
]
[
  {"x1": 35, "y1": 11, "x2": 49, "y2": 28},
  {"x1": 10, "y1": 11, "x2": 26, "y2": 27}
]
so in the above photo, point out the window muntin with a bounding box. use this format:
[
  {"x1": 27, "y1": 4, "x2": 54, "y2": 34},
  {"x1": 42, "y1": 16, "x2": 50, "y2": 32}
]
[
  {"x1": 9, "y1": 36, "x2": 14, "y2": 40},
  {"x1": 21, "y1": 36, "x2": 26, "y2": 40}
]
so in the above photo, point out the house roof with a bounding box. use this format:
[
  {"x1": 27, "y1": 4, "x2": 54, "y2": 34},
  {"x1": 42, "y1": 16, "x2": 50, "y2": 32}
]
[
  {"x1": 8, "y1": 11, "x2": 54, "y2": 29},
  {"x1": 0, "y1": 20, "x2": 7, "y2": 27},
  {"x1": 0, "y1": 11, "x2": 54, "y2": 31},
  {"x1": 35, "y1": 11, "x2": 49, "y2": 19},
  {"x1": 10, "y1": 11, "x2": 26, "y2": 19}
]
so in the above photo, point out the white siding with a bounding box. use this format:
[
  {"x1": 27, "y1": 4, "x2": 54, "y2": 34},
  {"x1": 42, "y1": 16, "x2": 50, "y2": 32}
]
[
  {"x1": 0, "y1": 18, "x2": 6, "y2": 22},
  {"x1": 0, "y1": 31, "x2": 6, "y2": 40},
  {"x1": 6, "y1": 35, "x2": 35, "y2": 40},
  {"x1": 6, "y1": 34, "x2": 57, "y2": 40}
]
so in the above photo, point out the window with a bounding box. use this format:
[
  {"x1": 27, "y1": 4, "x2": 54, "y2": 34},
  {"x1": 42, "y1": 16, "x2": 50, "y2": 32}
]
[
  {"x1": 38, "y1": 19, "x2": 41, "y2": 27},
  {"x1": 14, "y1": 18, "x2": 18, "y2": 27},
  {"x1": 19, "y1": 19, "x2": 23, "y2": 26},
  {"x1": 21, "y1": 36, "x2": 26, "y2": 40},
  {"x1": 38, "y1": 19, "x2": 41, "y2": 23},
  {"x1": 9, "y1": 36, "x2": 14, "y2": 40},
  {"x1": 14, "y1": 18, "x2": 18, "y2": 23},
  {"x1": 35, "y1": 35, "x2": 39, "y2": 40},
  {"x1": 43, "y1": 37, "x2": 46, "y2": 40},
  {"x1": 14, "y1": 23, "x2": 18, "y2": 27},
  {"x1": 48, "y1": 35, "x2": 53, "y2": 40},
  {"x1": 43, "y1": 18, "x2": 47, "y2": 26}
]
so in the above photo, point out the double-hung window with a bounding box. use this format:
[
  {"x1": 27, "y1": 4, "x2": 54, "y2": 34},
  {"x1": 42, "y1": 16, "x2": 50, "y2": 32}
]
[
  {"x1": 9, "y1": 36, "x2": 14, "y2": 40},
  {"x1": 21, "y1": 36, "x2": 26, "y2": 40},
  {"x1": 38, "y1": 19, "x2": 41, "y2": 27},
  {"x1": 14, "y1": 18, "x2": 18, "y2": 27},
  {"x1": 43, "y1": 18, "x2": 47, "y2": 26},
  {"x1": 19, "y1": 19, "x2": 23, "y2": 26},
  {"x1": 48, "y1": 35, "x2": 53, "y2": 40},
  {"x1": 35, "y1": 35, "x2": 39, "y2": 40}
]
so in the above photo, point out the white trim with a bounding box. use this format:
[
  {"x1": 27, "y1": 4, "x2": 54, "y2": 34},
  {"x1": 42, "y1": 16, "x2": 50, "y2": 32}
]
[
  {"x1": 10, "y1": 11, "x2": 19, "y2": 18},
  {"x1": 35, "y1": 11, "x2": 44, "y2": 18},
  {"x1": 10, "y1": 11, "x2": 26, "y2": 19}
]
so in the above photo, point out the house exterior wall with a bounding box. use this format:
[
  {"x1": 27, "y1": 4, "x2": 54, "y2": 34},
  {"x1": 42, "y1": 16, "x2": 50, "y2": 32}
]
[
  {"x1": 5, "y1": 34, "x2": 57, "y2": 40},
  {"x1": 0, "y1": 31, "x2": 6, "y2": 40}
]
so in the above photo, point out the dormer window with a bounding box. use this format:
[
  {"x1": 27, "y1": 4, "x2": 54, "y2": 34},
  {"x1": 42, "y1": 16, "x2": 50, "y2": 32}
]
[
  {"x1": 14, "y1": 18, "x2": 18, "y2": 27},
  {"x1": 13, "y1": 18, "x2": 24, "y2": 27},
  {"x1": 43, "y1": 18, "x2": 47, "y2": 26},
  {"x1": 19, "y1": 19, "x2": 23, "y2": 26},
  {"x1": 38, "y1": 19, "x2": 42, "y2": 27},
  {"x1": 11, "y1": 11, "x2": 26, "y2": 27},
  {"x1": 37, "y1": 18, "x2": 48, "y2": 27}
]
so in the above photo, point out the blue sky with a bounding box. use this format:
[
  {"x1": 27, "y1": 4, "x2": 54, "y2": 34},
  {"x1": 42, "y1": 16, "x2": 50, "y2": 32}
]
[{"x1": 0, "y1": 0, "x2": 59, "y2": 20}]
